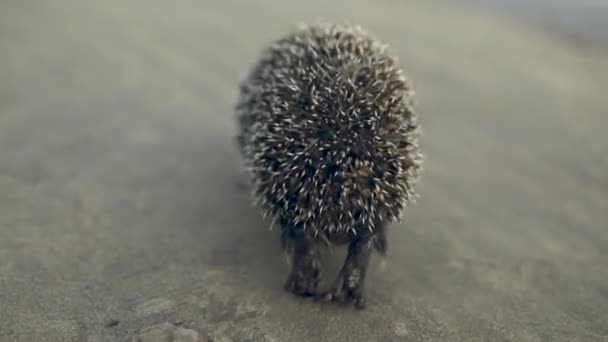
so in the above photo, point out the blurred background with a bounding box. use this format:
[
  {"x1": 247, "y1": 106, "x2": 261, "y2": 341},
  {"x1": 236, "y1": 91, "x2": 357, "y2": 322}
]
[{"x1": 1, "y1": 0, "x2": 607, "y2": 341}]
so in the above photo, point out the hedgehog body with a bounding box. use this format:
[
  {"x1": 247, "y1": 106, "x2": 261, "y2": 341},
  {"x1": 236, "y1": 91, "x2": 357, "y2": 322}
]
[{"x1": 235, "y1": 23, "x2": 422, "y2": 307}]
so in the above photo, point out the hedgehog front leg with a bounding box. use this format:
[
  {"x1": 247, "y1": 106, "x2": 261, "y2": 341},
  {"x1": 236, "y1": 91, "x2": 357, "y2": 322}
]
[
  {"x1": 318, "y1": 232, "x2": 375, "y2": 309},
  {"x1": 283, "y1": 229, "x2": 321, "y2": 297}
]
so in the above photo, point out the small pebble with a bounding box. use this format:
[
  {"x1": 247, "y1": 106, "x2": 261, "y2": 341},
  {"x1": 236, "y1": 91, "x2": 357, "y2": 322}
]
[
  {"x1": 106, "y1": 319, "x2": 120, "y2": 328},
  {"x1": 132, "y1": 322, "x2": 207, "y2": 342}
]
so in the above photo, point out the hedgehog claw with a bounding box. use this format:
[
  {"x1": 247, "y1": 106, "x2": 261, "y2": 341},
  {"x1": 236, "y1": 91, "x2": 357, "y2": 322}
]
[
  {"x1": 284, "y1": 264, "x2": 320, "y2": 297},
  {"x1": 314, "y1": 266, "x2": 367, "y2": 309}
]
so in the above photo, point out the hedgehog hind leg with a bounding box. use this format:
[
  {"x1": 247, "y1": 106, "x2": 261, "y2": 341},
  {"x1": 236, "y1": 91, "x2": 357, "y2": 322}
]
[
  {"x1": 372, "y1": 222, "x2": 388, "y2": 255},
  {"x1": 316, "y1": 232, "x2": 374, "y2": 310},
  {"x1": 283, "y1": 228, "x2": 322, "y2": 297}
]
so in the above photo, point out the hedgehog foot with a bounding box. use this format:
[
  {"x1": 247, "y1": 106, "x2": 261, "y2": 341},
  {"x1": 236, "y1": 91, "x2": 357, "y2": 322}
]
[
  {"x1": 284, "y1": 230, "x2": 321, "y2": 297},
  {"x1": 316, "y1": 234, "x2": 373, "y2": 310}
]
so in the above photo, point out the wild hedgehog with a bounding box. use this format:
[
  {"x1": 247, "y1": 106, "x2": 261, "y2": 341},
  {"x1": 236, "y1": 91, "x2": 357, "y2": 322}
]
[{"x1": 235, "y1": 23, "x2": 422, "y2": 309}]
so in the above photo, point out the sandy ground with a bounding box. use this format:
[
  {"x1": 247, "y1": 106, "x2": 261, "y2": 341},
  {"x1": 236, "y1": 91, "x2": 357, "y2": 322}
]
[{"x1": 1, "y1": 0, "x2": 607, "y2": 341}]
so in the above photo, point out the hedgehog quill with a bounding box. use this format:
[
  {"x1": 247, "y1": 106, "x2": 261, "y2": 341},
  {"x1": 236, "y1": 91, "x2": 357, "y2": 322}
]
[{"x1": 235, "y1": 23, "x2": 422, "y2": 309}]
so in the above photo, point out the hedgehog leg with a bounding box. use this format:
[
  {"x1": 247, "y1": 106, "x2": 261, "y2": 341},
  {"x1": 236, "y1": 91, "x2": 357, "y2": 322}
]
[
  {"x1": 316, "y1": 231, "x2": 374, "y2": 309},
  {"x1": 372, "y1": 221, "x2": 388, "y2": 255},
  {"x1": 283, "y1": 229, "x2": 321, "y2": 297}
]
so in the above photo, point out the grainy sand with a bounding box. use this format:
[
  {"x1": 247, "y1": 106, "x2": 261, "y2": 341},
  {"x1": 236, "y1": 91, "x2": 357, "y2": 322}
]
[{"x1": 1, "y1": 0, "x2": 607, "y2": 341}]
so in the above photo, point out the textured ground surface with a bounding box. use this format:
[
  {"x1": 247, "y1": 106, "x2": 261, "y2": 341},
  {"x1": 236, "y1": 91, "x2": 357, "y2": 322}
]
[{"x1": 1, "y1": 0, "x2": 607, "y2": 341}]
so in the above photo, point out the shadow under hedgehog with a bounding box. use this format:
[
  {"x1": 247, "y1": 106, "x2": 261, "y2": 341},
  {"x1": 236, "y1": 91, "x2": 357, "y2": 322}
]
[{"x1": 235, "y1": 23, "x2": 423, "y2": 309}]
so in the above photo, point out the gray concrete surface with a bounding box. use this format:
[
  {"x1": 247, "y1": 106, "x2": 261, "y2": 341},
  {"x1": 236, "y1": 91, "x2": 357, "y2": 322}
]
[
  {"x1": 1, "y1": 0, "x2": 607, "y2": 341},
  {"x1": 457, "y1": 0, "x2": 608, "y2": 49}
]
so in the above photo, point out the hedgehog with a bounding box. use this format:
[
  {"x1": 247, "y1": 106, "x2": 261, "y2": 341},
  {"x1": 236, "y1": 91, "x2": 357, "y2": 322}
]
[{"x1": 235, "y1": 23, "x2": 422, "y2": 309}]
